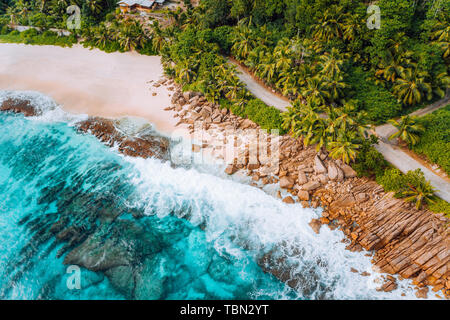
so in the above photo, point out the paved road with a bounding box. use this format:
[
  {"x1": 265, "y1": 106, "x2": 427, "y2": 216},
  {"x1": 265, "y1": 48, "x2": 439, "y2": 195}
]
[
  {"x1": 375, "y1": 140, "x2": 450, "y2": 202},
  {"x1": 374, "y1": 93, "x2": 450, "y2": 202},
  {"x1": 375, "y1": 94, "x2": 450, "y2": 139},
  {"x1": 231, "y1": 60, "x2": 450, "y2": 201},
  {"x1": 230, "y1": 60, "x2": 291, "y2": 111}
]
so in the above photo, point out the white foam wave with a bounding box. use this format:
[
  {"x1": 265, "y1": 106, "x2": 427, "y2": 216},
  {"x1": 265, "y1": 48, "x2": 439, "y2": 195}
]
[
  {"x1": 0, "y1": 89, "x2": 429, "y2": 300},
  {"x1": 0, "y1": 90, "x2": 88, "y2": 125},
  {"x1": 126, "y1": 156, "x2": 426, "y2": 300}
]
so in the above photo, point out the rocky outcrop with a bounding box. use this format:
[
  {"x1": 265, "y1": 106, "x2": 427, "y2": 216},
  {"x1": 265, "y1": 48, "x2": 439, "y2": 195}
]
[
  {"x1": 76, "y1": 117, "x2": 170, "y2": 160},
  {"x1": 0, "y1": 98, "x2": 39, "y2": 117},
  {"x1": 0, "y1": 98, "x2": 171, "y2": 161},
  {"x1": 163, "y1": 80, "x2": 450, "y2": 298},
  {"x1": 280, "y1": 176, "x2": 295, "y2": 189},
  {"x1": 312, "y1": 178, "x2": 449, "y2": 298}
]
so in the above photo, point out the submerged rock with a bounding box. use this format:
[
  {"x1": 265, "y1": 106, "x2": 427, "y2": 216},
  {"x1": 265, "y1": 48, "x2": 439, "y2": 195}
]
[
  {"x1": 64, "y1": 220, "x2": 163, "y2": 272},
  {"x1": 105, "y1": 266, "x2": 135, "y2": 299},
  {"x1": 134, "y1": 257, "x2": 166, "y2": 300}
]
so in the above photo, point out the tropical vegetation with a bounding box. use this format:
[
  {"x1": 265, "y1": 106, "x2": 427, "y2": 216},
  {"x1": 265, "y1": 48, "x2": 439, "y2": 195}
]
[{"x1": 412, "y1": 105, "x2": 450, "y2": 175}]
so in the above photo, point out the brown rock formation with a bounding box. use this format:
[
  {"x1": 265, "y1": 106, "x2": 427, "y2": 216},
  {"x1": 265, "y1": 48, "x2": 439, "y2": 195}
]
[
  {"x1": 1, "y1": 98, "x2": 38, "y2": 117},
  {"x1": 164, "y1": 84, "x2": 450, "y2": 298},
  {"x1": 76, "y1": 117, "x2": 170, "y2": 160},
  {"x1": 313, "y1": 178, "x2": 449, "y2": 298}
]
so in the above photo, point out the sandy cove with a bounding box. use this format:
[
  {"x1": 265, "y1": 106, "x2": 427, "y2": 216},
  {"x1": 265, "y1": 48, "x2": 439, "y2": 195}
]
[
  {"x1": 1, "y1": 43, "x2": 448, "y2": 299},
  {"x1": 0, "y1": 43, "x2": 179, "y2": 134}
]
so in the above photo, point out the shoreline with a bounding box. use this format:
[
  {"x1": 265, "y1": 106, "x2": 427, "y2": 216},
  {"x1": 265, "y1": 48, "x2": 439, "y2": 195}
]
[
  {"x1": 1, "y1": 43, "x2": 448, "y2": 299},
  {"x1": 1, "y1": 86, "x2": 448, "y2": 299},
  {"x1": 0, "y1": 43, "x2": 180, "y2": 135},
  {"x1": 162, "y1": 85, "x2": 449, "y2": 299}
]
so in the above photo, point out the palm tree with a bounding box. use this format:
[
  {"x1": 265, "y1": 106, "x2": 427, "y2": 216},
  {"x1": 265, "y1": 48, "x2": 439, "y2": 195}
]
[
  {"x1": 94, "y1": 24, "x2": 110, "y2": 48},
  {"x1": 117, "y1": 23, "x2": 142, "y2": 51},
  {"x1": 276, "y1": 71, "x2": 299, "y2": 98},
  {"x1": 342, "y1": 13, "x2": 361, "y2": 43},
  {"x1": 175, "y1": 59, "x2": 196, "y2": 83},
  {"x1": 320, "y1": 48, "x2": 345, "y2": 79},
  {"x1": 401, "y1": 179, "x2": 437, "y2": 209},
  {"x1": 6, "y1": 6, "x2": 18, "y2": 25},
  {"x1": 324, "y1": 75, "x2": 347, "y2": 101},
  {"x1": 328, "y1": 138, "x2": 359, "y2": 164},
  {"x1": 302, "y1": 78, "x2": 329, "y2": 105},
  {"x1": 86, "y1": 0, "x2": 102, "y2": 16},
  {"x1": 376, "y1": 49, "x2": 413, "y2": 83},
  {"x1": 386, "y1": 32, "x2": 408, "y2": 55},
  {"x1": 433, "y1": 72, "x2": 450, "y2": 98},
  {"x1": 388, "y1": 115, "x2": 425, "y2": 146},
  {"x1": 274, "y1": 38, "x2": 293, "y2": 71},
  {"x1": 256, "y1": 54, "x2": 277, "y2": 84},
  {"x1": 312, "y1": 5, "x2": 344, "y2": 42},
  {"x1": 150, "y1": 22, "x2": 166, "y2": 53},
  {"x1": 393, "y1": 68, "x2": 432, "y2": 105},
  {"x1": 431, "y1": 20, "x2": 450, "y2": 58},
  {"x1": 231, "y1": 26, "x2": 256, "y2": 60},
  {"x1": 245, "y1": 46, "x2": 266, "y2": 70}
]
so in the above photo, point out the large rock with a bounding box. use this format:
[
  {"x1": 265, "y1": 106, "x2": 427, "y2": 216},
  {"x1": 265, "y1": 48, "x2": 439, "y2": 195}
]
[
  {"x1": 309, "y1": 219, "x2": 322, "y2": 234},
  {"x1": 105, "y1": 266, "x2": 135, "y2": 299},
  {"x1": 314, "y1": 155, "x2": 327, "y2": 174},
  {"x1": 328, "y1": 162, "x2": 344, "y2": 181},
  {"x1": 77, "y1": 117, "x2": 170, "y2": 160},
  {"x1": 302, "y1": 181, "x2": 321, "y2": 191},
  {"x1": 64, "y1": 220, "x2": 162, "y2": 272},
  {"x1": 279, "y1": 176, "x2": 295, "y2": 189},
  {"x1": 317, "y1": 174, "x2": 329, "y2": 184},
  {"x1": 340, "y1": 164, "x2": 357, "y2": 178},
  {"x1": 282, "y1": 196, "x2": 295, "y2": 204},
  {"x1": 0, "y1": 98, "x2": 38, "y2": 117},
  {"x1": 297, "y1": 171, "x2": 308, "y2": 185},
  {"x1": 183, "y1": 91, "x2": 192, "y2": 101},
  {"x1": 134, "y1": 257, "x2": 165, "y2": 300},
  {"x1": 225, "y1": 164, "x2": 238, "y2": 175},
  {"x1": 297, "y1": 190, "x2": 310, "y2": 201}
]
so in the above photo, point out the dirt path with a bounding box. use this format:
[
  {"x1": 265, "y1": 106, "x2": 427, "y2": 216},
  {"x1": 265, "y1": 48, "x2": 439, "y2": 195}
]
[{"x1": 230, "y1": 59, "x2": 450, "y2": 201}]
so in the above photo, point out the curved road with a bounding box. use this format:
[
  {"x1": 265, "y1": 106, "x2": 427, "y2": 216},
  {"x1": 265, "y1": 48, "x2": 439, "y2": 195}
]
[
  {"x1": 230, "y1": 59, "x2": 291, "y2": 111},
  {"x1": 231, "y1": 60, "x2": 450, "y2": 202}
]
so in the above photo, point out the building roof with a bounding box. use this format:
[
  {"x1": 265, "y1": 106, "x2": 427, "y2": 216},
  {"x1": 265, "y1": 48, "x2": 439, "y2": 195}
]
[{"x1": 118, "y1": 0, "x2": 155, "y2": 7}]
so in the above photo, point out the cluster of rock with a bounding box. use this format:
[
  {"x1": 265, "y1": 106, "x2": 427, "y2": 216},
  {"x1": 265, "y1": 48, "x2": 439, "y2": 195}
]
[
  {"x1": 162, "y1": 83, "x2": 449, "y2": 299},
  {"x1": 167, "y1": 86, "x2": 357, "y2": 204},
  {"x1": 0, "y1": 97, "x2": 171, "y2": 161},
  {"x1": 0, "y1": 98, "x2": 39, "y2": 117},
  {"x1": 312, "y1": 180, "x2": 449, "y2": 299},
  {"x1": 76, "y1": 117, "x2": 170, "y2": 160}
]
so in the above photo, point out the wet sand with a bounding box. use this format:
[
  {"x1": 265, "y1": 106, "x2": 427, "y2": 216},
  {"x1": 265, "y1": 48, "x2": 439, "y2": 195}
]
[{"x1": 0, "y1": 43, "x2": 179, "y2": 134}]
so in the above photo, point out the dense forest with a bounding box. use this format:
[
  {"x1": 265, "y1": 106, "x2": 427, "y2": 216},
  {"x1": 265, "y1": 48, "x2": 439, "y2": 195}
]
[
  {"x1": 0, "y1": 0, "x2": 449, "y2": 212},
  {"x1": 158, "y1": 0, "x2": 449, "y2": 162}
]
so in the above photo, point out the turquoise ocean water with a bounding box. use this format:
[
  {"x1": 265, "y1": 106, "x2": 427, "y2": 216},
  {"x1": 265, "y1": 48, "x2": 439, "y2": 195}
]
[{"x1": 0, "y1": 91, "x2": 420, "y2": 300}]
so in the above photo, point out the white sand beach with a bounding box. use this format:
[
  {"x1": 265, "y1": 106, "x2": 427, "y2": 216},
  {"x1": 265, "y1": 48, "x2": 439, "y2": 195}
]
[{"x1": 0, "y1": 43, "x2": 179, "y2": 134}]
